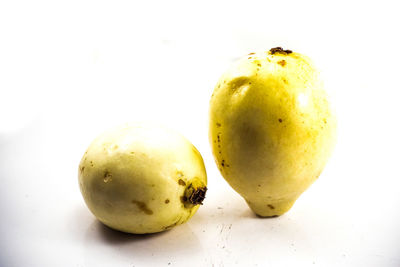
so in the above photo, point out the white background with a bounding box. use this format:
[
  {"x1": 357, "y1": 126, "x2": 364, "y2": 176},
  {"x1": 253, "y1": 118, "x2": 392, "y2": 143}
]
[{"x1": 1, "y1": 0, "x2": 400, "y2": 266}]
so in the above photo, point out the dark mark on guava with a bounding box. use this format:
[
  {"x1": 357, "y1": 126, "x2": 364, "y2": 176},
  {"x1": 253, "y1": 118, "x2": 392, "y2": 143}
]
[
  {"x1": 189, "y1": 187, "x2": 207, "y2": 205},
  {"x1": 181, "y1": 184, "x2": 208, "y2": 206},
  {"x1": 277, "y1": 60, "x2": 286, "y2": 67},
  {"x1": 269, "y1": 47, "x2": 293, "y2": 55},
  {"x1": 131, "y1": 200, "x2": 153, "y2": 215}
]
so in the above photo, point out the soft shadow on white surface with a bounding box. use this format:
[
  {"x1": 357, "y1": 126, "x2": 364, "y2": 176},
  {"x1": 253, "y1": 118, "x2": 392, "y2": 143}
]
[{"x1": 82, "y1": 214, "x2": 205, "y2": 266}]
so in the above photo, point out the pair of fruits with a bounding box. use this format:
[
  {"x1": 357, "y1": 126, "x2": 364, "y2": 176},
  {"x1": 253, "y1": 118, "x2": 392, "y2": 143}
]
[{"x1": 78, "y1": 48, "x2": 337, "y2": 234}]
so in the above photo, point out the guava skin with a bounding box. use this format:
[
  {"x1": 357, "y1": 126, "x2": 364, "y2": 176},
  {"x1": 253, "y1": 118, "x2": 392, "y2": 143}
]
[
  {"x1": 78, "y1": 123, "x2": 207, "y2": 234},
  {"x1": 209, "y1": 48, "x2": 336, "y2": 217}
]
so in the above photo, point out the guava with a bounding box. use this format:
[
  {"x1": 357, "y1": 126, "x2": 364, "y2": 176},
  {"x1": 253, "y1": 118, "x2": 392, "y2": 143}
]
[
  {"x1": 209, "y1": 47, "x2": 336, "y2": 217},
  {"x1": 78, "y1": 123, "x2": 207, "y2": 233}
]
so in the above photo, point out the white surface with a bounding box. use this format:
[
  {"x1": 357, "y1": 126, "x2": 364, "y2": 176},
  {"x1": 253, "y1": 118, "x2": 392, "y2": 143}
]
[{"x1": 1, "y1": 0, "x2": 400, "y2": 266}]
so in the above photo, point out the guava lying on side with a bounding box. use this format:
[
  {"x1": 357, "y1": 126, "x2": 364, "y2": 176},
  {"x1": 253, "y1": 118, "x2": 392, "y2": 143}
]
[{"x1": 78, "y1": 123, "x2": 207, "y2": 234}]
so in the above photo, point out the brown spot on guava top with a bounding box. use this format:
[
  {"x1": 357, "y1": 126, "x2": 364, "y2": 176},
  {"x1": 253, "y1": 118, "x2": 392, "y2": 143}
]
[
  {"x1": 269, "y1": 47, "x2": 293, "y2": 55},
  {"x1": 178, "y1": 179, "x2": 186, "y2": 186},
  {"x1": 277, "y1": 60, "x2": 286, "y2": 67},
  {"x1": 165, "y1": 199, "x2": 170, "y2": 204},
  {"x1": 131, "y1": 200, "x2": 153, "y2": 215},
  {"x1": 267, "y1": 204, "x2": 275, "y2": 209}
]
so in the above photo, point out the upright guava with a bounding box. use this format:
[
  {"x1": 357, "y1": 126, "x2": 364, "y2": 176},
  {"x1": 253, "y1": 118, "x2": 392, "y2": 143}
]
[{"x1": 209, "y1": 47, "x2": 336, "y2": 217}]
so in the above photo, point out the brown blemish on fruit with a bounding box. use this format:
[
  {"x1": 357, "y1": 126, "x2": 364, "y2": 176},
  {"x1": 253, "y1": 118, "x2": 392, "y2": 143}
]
[
  {"x1": 217, "y1": 133, "x2": 223, "y2": 155},
  {"x1": 248, "y1": 52, "x2": 255, "y2": 55},
  {"x1": 165, "y1": 199, "x2": 170, "y2": 204},
  {"x1": 277, "y1": 60, "x2": 286, "y2": 67},
  {"x1": 269, "y1": 47, "x2": 293, "y2": 55},
  {"x1": 178, "y1": 179, "x2": 186, "y2": 186},
  {"x1": 79, "y1": 166, "x2": 85, "y2": 174},
  {"x1": 221, "y1": 160, "x2": 225, "y2": 167},
  {"x1": 103, "y1": 171, "x2": 112, "y2": 183},
  {"x1": 282, "y1": 78, "x2": 288, "y2": 84},
  {"x1": 216, "y1": 122, "x2": 221, "y2": 127},
  {"x1": 267, "y1": 204, "x2": 275, "y2": 209},
  {"x1": 131, "y1": 200, "x2": 153, "y2": 215},
  {"x1": 90, "y1": 161, "x2": 94, "y2": 167},
  {"x1": 278, "y1": 118, "x2": 283, "y2": 123}
]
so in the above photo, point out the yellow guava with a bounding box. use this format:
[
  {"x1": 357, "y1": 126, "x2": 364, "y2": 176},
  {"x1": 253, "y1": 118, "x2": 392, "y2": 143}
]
[
  {"x1": 78, "y1": 123, "x2": 207, "y2": 233},
  {"x1": 209, "y1": 47, "x2": 336, "y2": 217}
]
